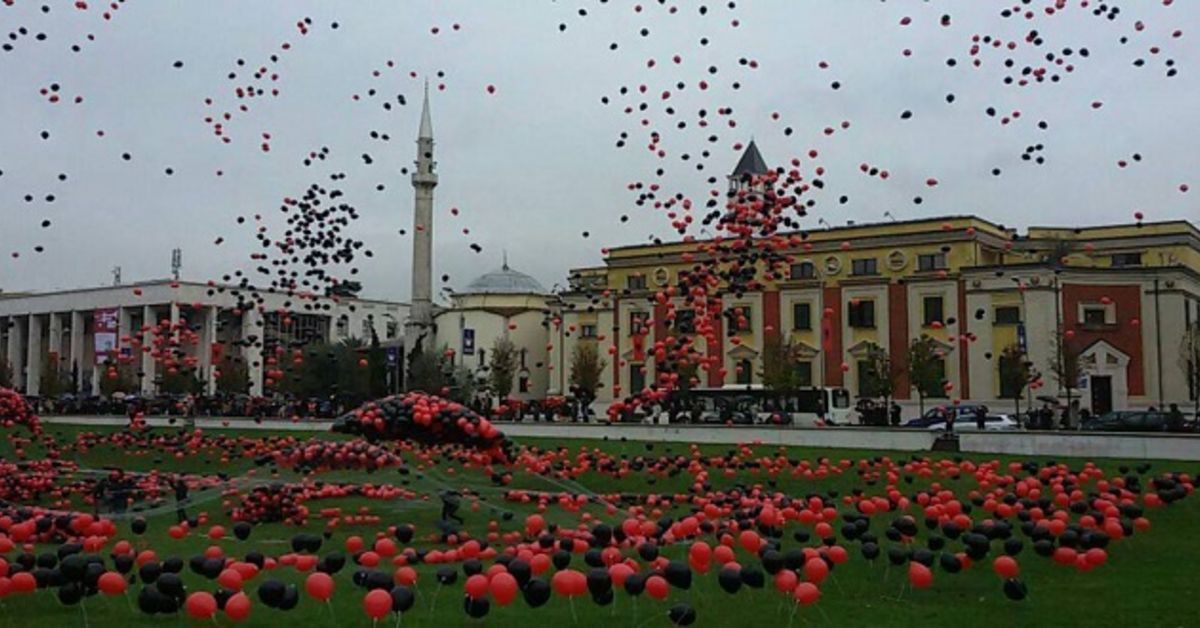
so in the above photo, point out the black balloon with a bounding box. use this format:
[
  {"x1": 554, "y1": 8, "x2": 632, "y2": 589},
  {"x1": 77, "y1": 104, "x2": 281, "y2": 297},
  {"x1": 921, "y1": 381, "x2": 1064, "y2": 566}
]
[
  {"x1": 1003, "y1": 578, "x2": 1028, "y2": 601},
  {"x1": 464, "y1": 596, "x2": 490, "y2": 618},
  {"x1": 258, "y1": 579, "x2": 286, "y2": 608},
  {"x1": 668, "y1": 603, "x2": 697, "y2": 626},
  {"x1": 717, "y1": 566, "x2": 742, "y2": 594},
  {"x1": 391, "y1": 586, "x2": 415, "y2": 613},
  {"x1": 436, "y1": 566, "x2": 458, "y2": 585},
  {"x1": 523, "y1": 578, "x2": 551, "y2": 608}
]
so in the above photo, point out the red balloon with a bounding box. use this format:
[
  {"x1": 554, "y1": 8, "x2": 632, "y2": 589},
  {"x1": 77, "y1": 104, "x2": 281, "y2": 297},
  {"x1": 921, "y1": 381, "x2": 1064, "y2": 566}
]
[
  {"x1": 1084, "y1": 548, "x2": 1108, "y2": 567},
  {"x1": 609, "y1": 563, "x2": 635, "y2": 588},
  {"x1": 774, "y1": 569, "x2": 798, "y2": 593},
  {"x1": 688, "y1": 542, "x2": 712, "y2": 572},
  {"x1": 645, "y1": 575, "x2": 669, "y2": 600},
  {"x1": 992, "y1": 556, "x2": 1019, "y2": 579},
  {"x1": 530, "y1": 553, "x2": 551, "y2": 575},
  {"x1": 803, "y1": 558, "x2": 829, "y2": 584},
  {"x1": 218, "y1": 568, "x2": 244, "y2": 590},
  {"x1": 364, "y1": 589, "x2": 392, "y2": 619},
  {"x1": 306, "y1": 572, "x2": 335, "y2": 601},
  {"x1": 551, "y1": 569, "x2": 586, "y2": 597},
  {"x1": 489, "y1": 573, "x2": 518, "y2": 606},
  {"x1": 186, "y1": 592, "x2": 218, "y2": 619},
  {"x1": 793, "y1": 582, "x2": 821, "y2": 606},
  {"x1": 394, "y1": 567, "x2": 418, "y2": 586},
  {"x1": 225, "y1": 592, "x2": 252, "y2": 622},
  {"x1": 465, "y1": 574, "x2": 489, "y2": 600},
  {"x1": 98, "y1": 572, "x2": 127, "y2": 596},
  {"x1": 908, "y1": 562, "x2": 933, "y2": 589},
  {"x1": 738, "y1": 530, "x2": 762, "y2": 554},
  {"x1": 11, "y1": 572, "x2": 36, "y2": 594}
]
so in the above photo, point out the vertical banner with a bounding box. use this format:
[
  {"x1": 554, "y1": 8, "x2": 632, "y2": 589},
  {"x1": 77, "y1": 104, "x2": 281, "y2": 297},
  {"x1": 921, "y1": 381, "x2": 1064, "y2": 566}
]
[
  {"x1": 462, "y1": 328, "x2": 476, "y2": 355},
  {"x1": 93, "y1": 308, "x2": 119, "y2": 364}
]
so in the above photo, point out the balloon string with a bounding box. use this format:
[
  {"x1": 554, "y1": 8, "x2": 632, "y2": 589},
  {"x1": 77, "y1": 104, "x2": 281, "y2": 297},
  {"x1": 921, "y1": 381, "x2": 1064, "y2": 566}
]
[
  {"x1": 325, "y1": 599, "x2": 337, "y2": 628},
  {"x1": 786, "y1": 600, "x2": 799, "y2": 628},
  {"x1": 80, "y1": 598, "x2": 90, "y2": 628},
  {"x1": 395, "y1": 610, "x2": 403, "y2": 628},
  {"x1": 569, "y1": 595, "x2": 578, "y2": 624},
  {"x1": 430, "y1": 584, "x2": 442, "y2": 615}
]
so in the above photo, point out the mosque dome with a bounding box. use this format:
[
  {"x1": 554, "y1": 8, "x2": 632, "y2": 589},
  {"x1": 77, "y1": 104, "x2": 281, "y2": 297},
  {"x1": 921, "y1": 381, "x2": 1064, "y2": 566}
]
[{"x1": 463, "y1": 263, "x2": 547, "y2": 295}]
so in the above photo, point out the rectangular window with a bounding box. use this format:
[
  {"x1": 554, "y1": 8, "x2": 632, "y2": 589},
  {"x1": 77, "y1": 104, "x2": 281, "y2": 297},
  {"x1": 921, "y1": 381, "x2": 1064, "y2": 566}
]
[
  {"x1": 580, "y1": 324, "x2": 598, "y2": 339},
  {"x1": 917, "y1": 253, "x2": 948, "y2": 272},
  {"x1": 673, "y1": 309, "x2": 696, "y2": 334},
  {"x1": 923, "y1": 296, "x2": 944, "y2": 326},
  {"x1": 629, "y1": 311, "x2": 650, "y2": 333},
  {"x1": 994, "y1": 306, "x2": 1021, "y2": 325},
  {"x1": 629, "y1": 364, "x2": 646, "y2": 394},
  {"x1": 851, "y1": 258, "x2": 878, "y2": 276},
  {"x1": 1111, "y1": 253, "x2": 1142, "y2": 267},
  {"x1": 794, "y1": 361, "x2": 813, "y2": 387},
  {"x1": 626, "y1": 274, "x2": 647, "y2": 291},
  {"x1": 847, "y1": 300, "x2": 876, "y2": 328},
  {"x1": 518, "y1": 374, "x2": 530, "y2": 394},
  {"x1": 792, "y1": 303, "x2": 812, "y2": 331},
  {"x1": 789, "y1": 262, "x2": 816, "y2": 280},
  {"x1": 385, "y1": 321, "x2": 399, "y2": 339},
  {"x1": 732, "y1": 306, "x2": 753, "y2": 332},
  {"x1": 1082, "y1": 307, "x2": 1108, "y2": 326}
]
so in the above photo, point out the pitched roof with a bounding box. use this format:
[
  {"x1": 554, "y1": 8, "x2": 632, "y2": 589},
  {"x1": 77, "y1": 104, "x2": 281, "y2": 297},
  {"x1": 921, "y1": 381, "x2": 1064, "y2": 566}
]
[{"x1": 730, "y1": 140, "x2": 769, "y2": 176}]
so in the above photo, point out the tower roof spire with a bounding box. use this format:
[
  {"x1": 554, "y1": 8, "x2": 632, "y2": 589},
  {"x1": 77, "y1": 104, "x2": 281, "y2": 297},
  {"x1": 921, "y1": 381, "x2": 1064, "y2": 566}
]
[{"x1": 418, "y1": 80, "x2": 434, "y2": 140}]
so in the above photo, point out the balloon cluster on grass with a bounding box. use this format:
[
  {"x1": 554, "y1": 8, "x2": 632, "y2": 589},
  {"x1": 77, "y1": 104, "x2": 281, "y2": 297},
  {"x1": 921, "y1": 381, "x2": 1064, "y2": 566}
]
[
  {"x1": 332, "y1": 392, "x2": 511, "y2": 461},
  {"x1": 0, "y1": 388, "x2": 41, "y2": 434}
]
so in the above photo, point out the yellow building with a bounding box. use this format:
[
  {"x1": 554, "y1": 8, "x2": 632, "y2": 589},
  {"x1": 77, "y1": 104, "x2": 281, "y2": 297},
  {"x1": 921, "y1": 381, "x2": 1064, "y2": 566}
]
[{"x1": 550, "y1": 145, "x2": 1200, "y2": 416}]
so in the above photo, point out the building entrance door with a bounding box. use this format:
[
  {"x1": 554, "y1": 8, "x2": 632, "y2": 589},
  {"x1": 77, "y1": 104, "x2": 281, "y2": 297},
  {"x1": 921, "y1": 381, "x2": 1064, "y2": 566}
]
[{"x1": 1090, "y1": 376, "x2": 1113, "y2": 416}]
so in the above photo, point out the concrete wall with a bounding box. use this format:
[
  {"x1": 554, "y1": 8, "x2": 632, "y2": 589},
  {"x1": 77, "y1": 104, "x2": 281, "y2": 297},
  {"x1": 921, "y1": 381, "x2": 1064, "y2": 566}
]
[
  {"x1": 497, "y1": 422, "x2": 938, "y2": 451},
  {"x1": 959, "y1": 431, "x2": 1200, "y2": 462}
]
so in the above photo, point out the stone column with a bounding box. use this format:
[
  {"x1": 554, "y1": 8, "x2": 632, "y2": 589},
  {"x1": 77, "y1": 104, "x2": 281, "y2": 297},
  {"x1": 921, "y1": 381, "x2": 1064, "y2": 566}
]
[
  {"x1": 70, "y1": 311, "x2": 85, "y2": 393},
  {"x1": 242, "y1": 308, "x2": 264, "y2": 396},
  {"x1": 4, "y1": 316, "x2": 24, "y2": 390},
  {"x1": 141, "y1": 305, "x2": 156, "y2": 395},
  {"x1": 26, "y1": 314, "x2": 42, "y2": 396},
  {"x1": 200, "y1": 306, "x2": 218, "y2": 395}
]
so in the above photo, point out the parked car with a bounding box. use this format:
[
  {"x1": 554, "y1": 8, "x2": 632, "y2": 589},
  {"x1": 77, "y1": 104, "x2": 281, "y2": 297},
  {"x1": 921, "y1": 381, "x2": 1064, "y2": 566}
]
[
  {"x1": 903, "y1": 404, "x2": 988, "y2": 428},
  {"x1": 926, "y1": 414, "x2": 1021, "y2": 432},
  {"x1": 1081, "y1": 411, "x2": 1196, "y2": 433},
  {"x1": 903, "y1": 404, "x2": 1019, "y2": 432}
]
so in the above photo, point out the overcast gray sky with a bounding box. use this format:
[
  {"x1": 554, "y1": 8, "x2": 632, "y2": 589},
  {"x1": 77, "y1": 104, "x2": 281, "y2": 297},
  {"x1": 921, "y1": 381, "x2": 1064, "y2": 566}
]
[{"x1": 1, "y1": 1, "x2": 1197, "y2": 302}]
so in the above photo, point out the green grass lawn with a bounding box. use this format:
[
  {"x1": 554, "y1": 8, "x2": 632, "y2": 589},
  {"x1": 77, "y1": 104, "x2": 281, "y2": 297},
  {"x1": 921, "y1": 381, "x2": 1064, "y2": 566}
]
[{"x1": 1, "y1": 423, "x2": 1198, "y2": 627}]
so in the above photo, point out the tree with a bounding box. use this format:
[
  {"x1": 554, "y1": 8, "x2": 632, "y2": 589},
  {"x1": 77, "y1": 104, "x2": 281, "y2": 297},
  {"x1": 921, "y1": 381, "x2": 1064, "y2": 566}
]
[
  {"x1": 569, "y1": 342, "x2": 607, "y2": 403},
  {"x1": 39, "y1": 358, "x2": 69, "y2": 398},
  {"x1": 1179, "y1": 322, "x2": 1200, "y2": 418},
  {"x1": 488, "y1": 337, "x2": 519, "y2": 401},
  {"x1": 405, "y1": 347, "x2": 449, "y2": 394},
  {"x1": 160, "y1": 367, "x2": 203, "y2": 395},
  {"x1": 759, "y1": 334, "x2": 803, "y2": 393},
  {"x1": 908, "y1": 335, "x2": 945, "y2": 417},
  {"x1": 998, "y1": 344, "x2": 1036, "y2": 418},
  {"x1": 1048, "y1": 334, "x2": 1082, "y2": 411},
  {"x1": 99, "y1": 361, "x2": 138, "y2": 397},
  {"x1": 858, "y1": 343, "x2": 894, "y2": 400},
  {"x1": 215, "y1": 356, "x2": 251, "y2": 395}
]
